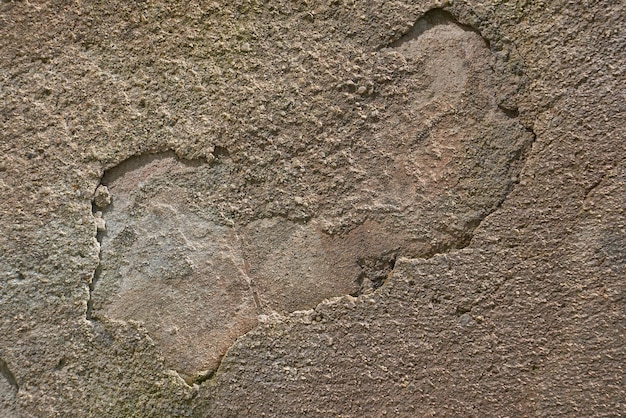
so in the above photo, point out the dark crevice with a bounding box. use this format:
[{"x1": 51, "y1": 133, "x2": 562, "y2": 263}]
[
  {"x1": 498, "y1": 103, "x2": 520, "y2": 118},
  {"x1": 212, "y1": 145, "x2": 230, "y2": 160},
  {"x1": 85, "y1": 258, "x2": 103, "y2": 320},
  {"x1": 87, "y1": 170, "x2": 110, "y2": 317},
  {"x1": 352, "y1": 253, "x2": 397, "y2": 296},
  {"x1": 0, "y1": 357, "x2": 18, "y2": 392},
  {"x1": 54, "y1": 356, "x2": 67, "y2": 371},
  {"x1": 86, "y1": 196, "x2": 107, "y2": 320}
]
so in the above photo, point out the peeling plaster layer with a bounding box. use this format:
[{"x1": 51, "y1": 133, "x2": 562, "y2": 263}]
[{"x1": 87, "y1": 9, "x2": 534, "y2": 382}]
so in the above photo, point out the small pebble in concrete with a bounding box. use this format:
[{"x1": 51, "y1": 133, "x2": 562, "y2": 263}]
[{"x1": 93, "y1": 185, "x2": 111, "y2": 208}]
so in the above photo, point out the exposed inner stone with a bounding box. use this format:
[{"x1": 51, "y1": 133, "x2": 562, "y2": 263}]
[{"x1": 88, "y1": 10, "x2": 534, "y2": 383}]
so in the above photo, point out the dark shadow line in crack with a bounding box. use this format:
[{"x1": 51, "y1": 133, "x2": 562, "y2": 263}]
[{"x1": 0, "y1": 357, "x2": 18, "y2": 392}]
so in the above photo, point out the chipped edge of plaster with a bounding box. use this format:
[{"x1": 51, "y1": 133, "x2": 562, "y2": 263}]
[{"x1": 82, "y1": 7, "x2": 538, "y2": 388}]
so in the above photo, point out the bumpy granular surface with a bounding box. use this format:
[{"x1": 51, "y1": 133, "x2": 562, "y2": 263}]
[{"x1": 0, "y1": 1, "x2": 623, "y2": 416}]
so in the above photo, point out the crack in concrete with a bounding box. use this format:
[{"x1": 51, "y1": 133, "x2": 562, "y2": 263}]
[{"x1": 85, "y1": 227, "x2": 103, "y2": 321}]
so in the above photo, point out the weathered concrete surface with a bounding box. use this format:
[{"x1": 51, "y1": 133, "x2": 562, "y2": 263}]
[
  {"x1": 0, "y1": 0, "x2": 624, "y2": 416},
  {"x1": 81, "y1": 7, "x2": 532, "y2": 385}
]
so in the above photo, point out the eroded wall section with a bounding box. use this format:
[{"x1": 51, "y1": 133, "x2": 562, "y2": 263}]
[{"x1": 88, "y1": 10, "x2": 534, "y2": 383}]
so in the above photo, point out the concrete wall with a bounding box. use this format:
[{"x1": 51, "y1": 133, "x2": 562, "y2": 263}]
[{"x1": 0, "y1": 1, "x2": 623, "y2": 416}]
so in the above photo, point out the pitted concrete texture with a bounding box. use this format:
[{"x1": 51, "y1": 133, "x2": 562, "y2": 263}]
[{"x1": 0, "y1": 0, "x2": 623, "y2": 416}]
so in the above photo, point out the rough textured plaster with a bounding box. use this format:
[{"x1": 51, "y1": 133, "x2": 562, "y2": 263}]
[{"x1": 0, "y1": 0, "x2": 624, "y2": 416}]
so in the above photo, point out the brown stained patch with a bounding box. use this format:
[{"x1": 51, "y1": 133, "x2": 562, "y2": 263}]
[
  {"x1": 88, "y1": 9, "x2": 534, "y2": 383},
  {"x1": 90, "y1": 165, "x2": 259, "y2": 383}
]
